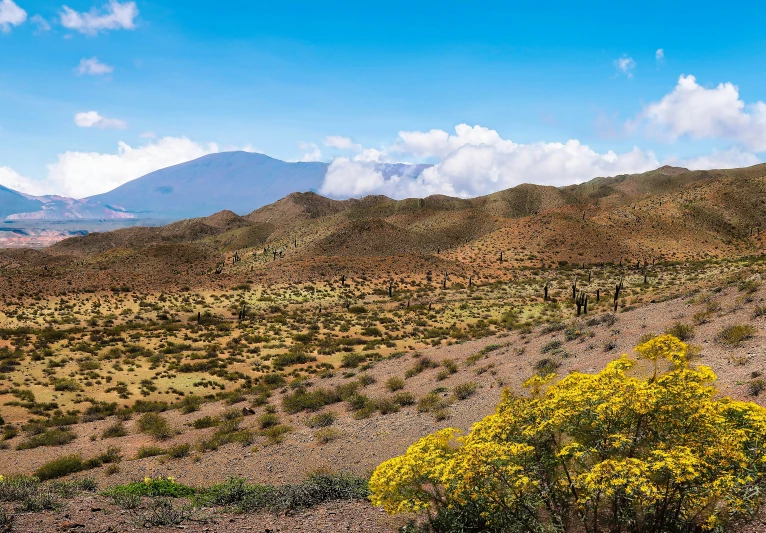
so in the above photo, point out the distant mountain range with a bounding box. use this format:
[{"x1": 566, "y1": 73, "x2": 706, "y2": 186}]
[{"x1": 0, "y1": 152, "x2": 430, "y2": 221}]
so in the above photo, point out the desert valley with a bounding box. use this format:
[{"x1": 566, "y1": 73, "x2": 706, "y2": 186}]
[{"x1": 1, "y1": 161, "x2": 766, "y2": 531}]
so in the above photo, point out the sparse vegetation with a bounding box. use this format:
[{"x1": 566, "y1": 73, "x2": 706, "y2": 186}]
[{"x1": 717, "y1": 324, "x2": 757, "y2": 346}]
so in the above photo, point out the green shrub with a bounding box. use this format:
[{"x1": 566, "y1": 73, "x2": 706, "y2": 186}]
[
  {"x1": 102, "y1": 421, "x2": 127, "y2": 439},
  {"x1": 453, "y1": 382, "x2": 478, "y2": 400},
  {"x1": 533, "y1": 357, "x2": 560, "y2": 376},
  {"x1": 748, "y1": 379, "x2": 766, "y2": 397},
  {"x1": 405, "y1": 357, "x2": 439, "y2": 378},
  {"x1": 0, "y1": 475, "x2": 40, "y2": 502},
  {"x1": 16, "y1": 428, "x2": 76, "y2": 450},
  {"x1": 136, "y1": 445, "x2": 165, "y2": 459},
  {"x1": 34, "y1": 455, "x2": 86, "y2": 481},
  {"x1": 263, "y1": 425, "x2": 292, "y2": 445},
  {"x1": 314, "y1": 428, "x2": 343, "y2": 444},
  {"x1": 191, "y1": 415, "x2": 219, "y2": 429},
  {"x1": 717, "y1": 324, "x2": 756, "y2": 346},
  {"x1": 306, "y1": 412, "x2": 336, "y2": 428},
  {"x1": 341, "y1": 353, "x2": 367, "y2": 368},
  {"x1": 541, "y1": 340, "x2": 562, "y2": 354},
  {"x1": 106, "y1": 477, "x2": 195, "y2": 498},
  {"x1": 665, "y1": 322, "x2": 695, "y2": 341},
  {"x1": 386, "y1": 377, "x2": 405, "y2": 392},
  {"x1": 417, "y1": 393, "x2": 451, "y2": 415},
  {"x1": 136, "y1": 413, "x2": 173, "y2": 440},
  {"x1": 178, "y1": 395, "x2": 203, "y2": 414},
  {"x1": 393, "y1": 391, "x2": 416, "y2": 406},
  {"x1": 282, "y1": 387, "x2": 340, "y2": 414},
  {"x1": 258, "y1": 412, "x2": 280, "y2": 430},
  {"x1": 375, "y1": 398, "x2": 400, "y2": 415},
  {"x1": 166, "y1": 443, "x2": 191, "y2": 459},
  {"x1": 198, "y1": 418, "x2": 252, "y2": 451}
]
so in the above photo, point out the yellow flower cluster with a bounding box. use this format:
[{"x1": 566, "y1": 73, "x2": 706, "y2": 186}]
[
  {"x1": 143, "y1": 475, "x2": 175, "y2": 485},
  {"x1": 369, "y1": 335, "x2": 766, "y2": 532}
]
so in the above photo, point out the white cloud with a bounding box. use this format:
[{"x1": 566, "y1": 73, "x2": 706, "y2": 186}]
[
  {"x1": 614, "y1": 56, "x2": 636, "y2": 78},
  {"x1": 74, "y1": 111, "x2": 127, "y2": 129},
  {"x1": 60, "y1": 0, "x2": 137, "y2": 35},
  {"x1": 677, "y1": 147, "x2": 761, "y2": 170},
  {"x1": 297, "y1": 142, "x2": 322, "y2": 162},
  {"x1": 321, "y1": 159, "x2": 393, "y2": 197},
  {"x1": 656, "y1": 48, "x2": 665, "y2": 62},
  {"x1": 638, "y1": 74, "x2": 766, "y2": 151},
  {"x1": 30, "y1": 14, "x2": 50, "y2": 31},
  {"x1": 0, "y1": 0, "x2": 26, "y2": 32},
  {"x1": 353, "y1": 148, "x2": 391, "y2": 163},
  {"x1": 324, "y1": 136, "x2": 363, "y2": 151},
  {"x1": 0, "y1": 166, "x2": 43, "y2": 196},
  {"x1": 321, "y1": 124, "x2": 660, "y2": 199},
  {"x1": 139, "y1": 131, "x2": 157, "y2": 139},
  {"x1": 393, "y1": 124, "x2": 506, "y2": 158},
  {"x1": 46, "y1": 137, "x2": 218, "y2": 198},
  {"x1": 76, "y1": 57, "x2": 114, "y2": 76}
]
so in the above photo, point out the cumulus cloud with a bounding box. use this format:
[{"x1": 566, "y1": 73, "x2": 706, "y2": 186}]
[
  {"x1": 321, "y1": 124, "x2": 660, "y2": 199},
  {"x1": 76, "y1": 57, "x2": 113, "y2": 76},
  {"x1": 676, "y1": 147, "x2": 761, "y2": 170},
  {"x1": 393, "y1": 124, "x2": 505, "y2": 159},
  {"x1": 0, "y1": 0, "x2": 26, "y2": 32},
  {"x1": 60, "y1": 0, "x2": 137, "y2": 35},
  {"x1": 324, "y1": 136, "x2": 362, "y2": 151},
  {"x1": 656, "y1": 48, "x2": 665, "y2": 62},
  {"x1": 638, "y1": 74, "x2": 766, "y2": 151},
  {"x1": 0, "y1": 166, "x2": 43, "y2": 196},
  {"x1": 74, "y1": 111, "x2": 127, "y2": 129},
  {"x1": 614, "y1": 56, "x2": 636, "y2": 78},
  {"x1": 297, "y1": 142, "x2": 322, "y2": 162},
  {"x1": 0, "y1": 137, "x2": 219, "y2": 198}
]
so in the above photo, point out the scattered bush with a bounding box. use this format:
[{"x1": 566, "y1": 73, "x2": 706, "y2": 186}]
[
  {"x1": 136, "y1": 413, "x2": 173, "y2": 440},
  {"x1": 314, "y1": 428, "x2": 343, "y2": 444},
  {"x1": 262, "y1": 425, "x2": 292, "y2": 445},
  {"x1": 533, "y1": 357, "x2": 560, "y2": 376},
  {"x1": 386, "y1": 377, "x2": 405, "y2": 392},
  {"x1": 16, "y1": 428, "x2": 76, "y2": 450},
  {"x1": 102, "y1": 421, "x2": 127, "y2": 439},
  {"x1": 405, "y1": 357, "x2": 439, "y2": 378},
  {"x1": 258, "y1": 412, "x2": 281, "y2": 430},
  {"x1": 664, "y1": 322, "x2": 695, "y2": 341},
  {"x1": 34, "y1": 455, "x2": 86, "y2": 481},
  {"x1": 306, "y1": 412, "x2": 336, "y2": 428},
  {"x1": 453, "y1": 382, "x2": 478, "y2": 400},
  {"x1": 393, "y1": 391, "x2": 416, "y2": 406},
  {"x1": 717, "y1": 324, "x2": 756, "y2": 346},
  {"x1": 375, "y1": 398, "x2": 400, "y2": 415},
  {"x1": 106, "y1": 477, "x2": 195, "y2": 499},
  {"x1": 166, "y1": 443, "x2": 191, "y2": 459},
  {"x1": 748, "y1": 378, "x2": 766, "y2": 397},
  {"x1": 136, "y1": 445, "x2": 165, "y2": 459},
  {"x1": 191, "y1": 415, "x2": 219, "y2": 429}
]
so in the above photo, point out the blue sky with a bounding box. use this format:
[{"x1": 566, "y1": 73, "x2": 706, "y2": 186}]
[{"x1": 1, "y1": 0, "x2": 766, "y2": 199}]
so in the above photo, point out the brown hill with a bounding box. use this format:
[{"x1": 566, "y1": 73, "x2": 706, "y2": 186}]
[{"x1": 8, "y1": 162, "x2": 761, "y2": 293}]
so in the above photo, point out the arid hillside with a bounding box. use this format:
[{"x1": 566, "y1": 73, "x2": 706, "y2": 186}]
[
  {"x1": 0, "y1": 163, "x2": 763, "y2": 298},
  {"x1": 2, "y1": 164, "x2": 766, "y2": 532}
]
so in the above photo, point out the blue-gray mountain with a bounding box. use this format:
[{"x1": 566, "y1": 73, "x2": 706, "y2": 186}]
[{"x1": 0, "y1": 152, "x2": 430, "y2": 221}]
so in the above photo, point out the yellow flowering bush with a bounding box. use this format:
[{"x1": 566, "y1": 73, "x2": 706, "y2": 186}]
[{"x1": 370, "y1": 335, "x2": 766, "y2": 532}]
